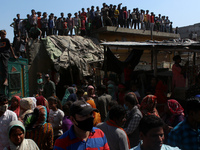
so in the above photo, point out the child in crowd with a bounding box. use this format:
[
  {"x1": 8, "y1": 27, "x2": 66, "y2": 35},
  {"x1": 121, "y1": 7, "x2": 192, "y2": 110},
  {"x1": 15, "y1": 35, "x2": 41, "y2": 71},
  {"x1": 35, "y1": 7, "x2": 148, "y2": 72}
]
[
  {"x1": 37, "y1": 72, "x2": 44, "y2": 94},
  {"x1": 48, "y1": 96, "x2": 64, "y2": 142},
  {"x1": 62, "y1": 101, "x2": 73, "y2": 133}
]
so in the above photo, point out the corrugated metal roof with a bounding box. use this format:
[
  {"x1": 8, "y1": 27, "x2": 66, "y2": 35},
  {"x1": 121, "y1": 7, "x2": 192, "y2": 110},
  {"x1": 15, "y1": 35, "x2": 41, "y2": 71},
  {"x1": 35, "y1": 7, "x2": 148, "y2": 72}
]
[{"x1": 101, "y1": 39, "x2": 200, "y2": 52}]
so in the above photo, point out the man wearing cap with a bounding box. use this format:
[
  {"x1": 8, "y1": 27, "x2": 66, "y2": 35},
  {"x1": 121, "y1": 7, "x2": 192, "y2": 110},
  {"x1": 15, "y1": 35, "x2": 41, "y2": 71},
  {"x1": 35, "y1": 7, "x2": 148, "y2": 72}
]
[
  {"x1": 43, "y1": 74, "x2": 56, "y2": 99},
  {"x1": 0, "y1": 30, "x2": 17, "y2": 86},
  {"x1": 0, "y1": 94, "x2": 18, "y2": 149},
  {"x1": 54, "y1": 100, "x2": 110, "y2": 150},
  {"x1": 168, "y1": 97, "x2": 200, "y2": 150}
]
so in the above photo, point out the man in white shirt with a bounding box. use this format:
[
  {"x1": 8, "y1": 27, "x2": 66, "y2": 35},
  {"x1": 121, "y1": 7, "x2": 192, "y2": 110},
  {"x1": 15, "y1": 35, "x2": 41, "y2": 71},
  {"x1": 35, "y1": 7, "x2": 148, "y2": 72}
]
[
  {"x1": 131, "y1": 115, "x2": 180, "y2": 150},
  {"x1": 0, "y1": 94, "x2": 18, "y2": 149}
]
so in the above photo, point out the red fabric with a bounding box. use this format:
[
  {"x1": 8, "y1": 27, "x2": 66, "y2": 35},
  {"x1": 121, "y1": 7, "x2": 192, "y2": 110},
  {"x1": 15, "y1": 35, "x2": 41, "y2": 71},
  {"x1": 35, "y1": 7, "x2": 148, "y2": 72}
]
[
  {"x1": 81, "y1": 12, "x2": 87, "y2": 21},
  {"x1": 118, "y1": 92, "x2": 125, "y2": 106},
  {"x1": 124, "y1": 67, "x2": 132, "y2": 81},
  {"x1": 37, "y1": 17, "x2": 42, "y2": 29},
  {"x1": 81, "y1": 19, "x2": 86, "y2": 30},
  {"x1": 172, "y1": 64, "x2": 186, "y2": 88},
  {"x1": 36, "y1": 96, "x2": 50, "y2": 114},
  {"x1": 63, "y1": 22, "x2": 68, "y2": 29},
  {"x1": 8, "y1": 96, "x2": 21, "y2": 117},
  {"x1": 118, "y1": 84, "x2": 125, "y2": 89},
  {"x1": 154, "y1": 80, "x2": 168, "y2": 104},
  {"x1": 106, "y1": 120, "x2": 130, "y2": 149},
  {"x1": 140, "y1": 95, "x2": 160, "y2": 117},
  {"x1": 123, "y1": 11, "x2": 127, "y2": 19},
  {"x1": 167, "y1": 99, "x2": 184, "y2": 115},
  {"x1": 150, "y1": 15, "x2": 154, "y2": 23}
]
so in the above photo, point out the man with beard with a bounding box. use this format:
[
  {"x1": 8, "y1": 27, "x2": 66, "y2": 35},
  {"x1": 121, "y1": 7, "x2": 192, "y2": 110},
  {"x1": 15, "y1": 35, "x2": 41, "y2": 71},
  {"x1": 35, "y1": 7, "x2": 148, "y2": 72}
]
[
  {"x1": 0, "y1": 94, "x2": 18, "y2": 149},
  {"x1": 54, "y1": 100, "x2": 110, "y2": 150},
  {"x1": 131, "y1": 115, "x2": 180, "y2": 150}
]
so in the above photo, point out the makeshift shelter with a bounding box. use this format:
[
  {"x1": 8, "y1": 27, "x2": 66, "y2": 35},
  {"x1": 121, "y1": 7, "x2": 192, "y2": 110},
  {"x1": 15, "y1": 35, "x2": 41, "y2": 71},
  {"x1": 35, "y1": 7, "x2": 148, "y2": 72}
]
[
  {"x1": 28, "y1": 35, "x2": 104, "y2": 97},
  {"x1": 43, "y1": 35, "x2": 104, "y2": 76}
]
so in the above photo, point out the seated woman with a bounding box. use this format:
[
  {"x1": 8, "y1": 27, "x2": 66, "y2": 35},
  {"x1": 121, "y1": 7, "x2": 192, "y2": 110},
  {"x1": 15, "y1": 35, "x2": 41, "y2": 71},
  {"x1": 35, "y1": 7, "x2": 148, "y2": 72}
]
[
  {"x1": 3, "y1": 120, "x2": 39, "y2": 150},
  {"x1": 25, "y1": 105, "x2": 54, "y2": 150}
]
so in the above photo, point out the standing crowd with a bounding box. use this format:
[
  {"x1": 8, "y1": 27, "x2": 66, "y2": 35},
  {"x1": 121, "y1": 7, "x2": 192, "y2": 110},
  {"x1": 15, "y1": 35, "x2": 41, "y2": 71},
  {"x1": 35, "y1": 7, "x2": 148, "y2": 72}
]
[
  {"x1": 0, "y1": 68, "x2": 200, "y2": 150},
  {"x1": 10, "y1": 3, "x2": 176, "y2": 41}
]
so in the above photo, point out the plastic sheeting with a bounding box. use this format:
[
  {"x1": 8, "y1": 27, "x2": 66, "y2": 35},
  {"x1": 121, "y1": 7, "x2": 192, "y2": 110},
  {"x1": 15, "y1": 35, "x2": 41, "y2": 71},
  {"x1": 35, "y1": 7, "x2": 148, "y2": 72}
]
[
  {"x1": 103, "y1": 47, "x2": 143, "y2": 74},
  {"x1": 43, "y1": 35, "x2": 104, "y2": 76}
]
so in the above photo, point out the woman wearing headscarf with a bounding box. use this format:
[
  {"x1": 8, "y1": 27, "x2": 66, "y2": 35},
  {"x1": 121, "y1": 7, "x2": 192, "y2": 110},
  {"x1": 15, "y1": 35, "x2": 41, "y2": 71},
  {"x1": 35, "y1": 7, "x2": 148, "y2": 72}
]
[
  {"x1": 62, "y1": 87, "x2": 75, "y2": 105},
  {"x1": 3, "y1": 120, "x2": 39, "y2": 150},
  {"x1": 19, "y1": 98, "x2": 34, "y2": 121},
  {"x1": 8, "y1": 96, "x2": 21, "y2": 118},
  {"x1": 25, "y1": 105, "x2": 53, "y2": 150},
  {"x1": 87, "y1": 85, "x2": 96, "y2": 100},
  {"x1": 36, "y1": 96, "x2": 50, "y2": 115},
  {"x1": 27, "y1": 97, "x2": 37, "y2": 110},
  {"x1": 140, "y1": 95, "x2": 160, "y2": 117},
  {"x1": 162, "y1": 99, "x2": 184, "y2": 127},
  {"x1": 85, "y1": 85, "x2": 101, "y2": 126},
  {"x1": 107, "y1": 83, "x2": 116, "y2": 100}
]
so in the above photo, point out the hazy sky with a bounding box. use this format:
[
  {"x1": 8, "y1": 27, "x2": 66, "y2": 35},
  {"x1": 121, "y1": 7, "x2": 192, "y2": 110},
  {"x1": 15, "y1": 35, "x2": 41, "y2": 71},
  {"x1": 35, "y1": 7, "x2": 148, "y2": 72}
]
[{"x1": 1, "y1": 0, "x2": 200, "y2": 41}]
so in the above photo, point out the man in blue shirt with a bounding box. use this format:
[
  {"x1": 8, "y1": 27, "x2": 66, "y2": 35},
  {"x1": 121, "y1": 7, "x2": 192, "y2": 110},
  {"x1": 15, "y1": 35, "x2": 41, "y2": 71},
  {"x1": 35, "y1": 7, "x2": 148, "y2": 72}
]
[
  {"x1": 168, "y1": 97, "x2": 200, "y2": 150},
  {"x1": 131, "y1": 115, "x2": 180, "y2": 150},
  {"x1": 54, "y1": 100, "x2": 110, "y2": 150}
]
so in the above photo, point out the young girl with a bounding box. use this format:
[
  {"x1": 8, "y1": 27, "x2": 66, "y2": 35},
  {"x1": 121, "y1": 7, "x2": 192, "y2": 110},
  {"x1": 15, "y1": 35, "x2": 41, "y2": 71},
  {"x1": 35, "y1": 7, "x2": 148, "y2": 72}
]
[
  {"x1": 37, "y1": 72, "x2": 44, "y2": 95},
  {"x1": 48, "y1": 96, "x2": 64, "y2": 142}
]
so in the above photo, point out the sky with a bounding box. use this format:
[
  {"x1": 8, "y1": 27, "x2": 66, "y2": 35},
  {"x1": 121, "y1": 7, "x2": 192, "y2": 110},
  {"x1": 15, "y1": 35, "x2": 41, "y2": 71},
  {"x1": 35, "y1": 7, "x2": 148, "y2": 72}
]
[{"x1": 1, "y1": 0, "x2": 200, "y2": 42}]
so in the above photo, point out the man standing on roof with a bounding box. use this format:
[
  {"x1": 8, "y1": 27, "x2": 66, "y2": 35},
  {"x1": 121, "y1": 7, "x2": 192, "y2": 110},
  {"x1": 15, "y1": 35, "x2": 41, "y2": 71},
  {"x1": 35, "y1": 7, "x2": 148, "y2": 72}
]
[
  {"x1": 0, "y1": 30, "x2": 17, "y2": 86},
  {"x1": 54, "y1": 100, "x2": 110, "y2": 150}
]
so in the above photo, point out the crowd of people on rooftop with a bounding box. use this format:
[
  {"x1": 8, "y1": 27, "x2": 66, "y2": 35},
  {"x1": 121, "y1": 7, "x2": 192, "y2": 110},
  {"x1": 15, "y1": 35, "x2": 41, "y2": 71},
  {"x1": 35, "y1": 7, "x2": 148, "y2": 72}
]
[{"x1": 10, "y1": 3, "x2": 176, "y2": 41}]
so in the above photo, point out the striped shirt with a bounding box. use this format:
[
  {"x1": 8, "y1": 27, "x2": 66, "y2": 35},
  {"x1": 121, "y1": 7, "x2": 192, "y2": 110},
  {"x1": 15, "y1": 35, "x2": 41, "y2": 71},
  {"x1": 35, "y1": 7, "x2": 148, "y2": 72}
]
[
  {"x1": 26, "y1": 122, "x2": 54, "y2": 150},
  {"x1": 54, "y1": 126, "x2": 110, "y2": 150}
]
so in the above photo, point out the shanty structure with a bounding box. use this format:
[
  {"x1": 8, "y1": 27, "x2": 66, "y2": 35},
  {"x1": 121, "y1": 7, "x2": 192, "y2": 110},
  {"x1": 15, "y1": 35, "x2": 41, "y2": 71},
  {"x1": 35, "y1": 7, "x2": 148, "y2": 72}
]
[
  {"x1": 101, "y1": 39, "x2": 200, "y2": 100},
  {"x1": 28, "y1": 35, "x2": 104, "y2": 96},
  {"x1": 101, "y1": 39, "x2": 200, "y2": 77}
]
